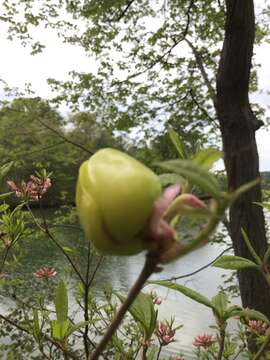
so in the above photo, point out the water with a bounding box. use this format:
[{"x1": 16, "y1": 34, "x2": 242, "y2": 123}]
[
  {"x1": 1, "y1": 216, "x2": 238, "y2": 359},
  {"x1": 97, "y1": 244, "x2": 237, "y2": 359}
]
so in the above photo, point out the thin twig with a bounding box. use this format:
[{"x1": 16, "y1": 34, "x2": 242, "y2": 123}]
[
  {"x1": 231, "y1": 345, "x2": 246, "y2": 360},
  {"x1": 0, "y1": 313, "x2": 79, "y2": 359},
  {"x1": 83, "y1": 241, "x2": 92, "y2": 358},
  {"x1": 39, "y1": 201, "x2": 86, "y2": 286},
  {"x1": 3, "y1": 106, "x2": 93, "y2": 155},
  {"x1": 115, "y1": 0, "x2": 135, "y2": 21},
  {"x1": 27, "y1": 203, "x2": 86, "y2": 286},
  {"x1": 116, "y1": 0, "x2": 195, "y2": 84},
  {"x1": 0, "y1": 234, "x2": 23, "y2": 273},
  {"x1": 37, "y1": 117, "x2": 93, "y2": 155},
  {"x1": 88, "y1": 254, "x2": 160, "y2": 360},
  {"x1": 160, "y1": 246, "x2": 232, "y2": 282},
  {"x1": 185, "y1": 38, "x2": 217, "y2": 107},
  {"x1": 189, "y1": 89, "x2": 219, "y2": 129},
  {"x1": 156, "y1": 344, "x2": 162, "y2": 360},
  {"x1": 88, "y1": 256, "x2": 104, "y2": 287}
]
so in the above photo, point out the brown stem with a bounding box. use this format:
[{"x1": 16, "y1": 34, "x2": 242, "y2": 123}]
[
  {"x1": 217, "y1": 325, "x2": 226, "y2": 360},
  {"x1": 141, "y1": 344, "x2": 148, "y2": 360},
  {"x1": 83, "y1": 242, "x2": 92, "y2": 358},
  {"x1": 156, "y1": 344, "x2": 162, "y2": 360},
  {"x1": 88, "y1": 254, "x2": 159, "y2": 360}
]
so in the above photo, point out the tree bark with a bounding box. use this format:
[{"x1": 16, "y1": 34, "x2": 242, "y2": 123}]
[{"x1": 216, "y1": 0, "x2": 270, "y2": 317}]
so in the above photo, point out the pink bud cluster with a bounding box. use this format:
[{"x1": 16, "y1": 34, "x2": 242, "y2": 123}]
[
  {"x1": 193, "y1": 334, "x2": 216, "y2": 348},
  {"x1": 150, "y1": 290, "x2": 162, "y2": 305},
  {"x1": 7, "y1": 175, "x2": 51, "y2": 201},
  {"x1": 248, "y1": 320, "x2": 269, "y2": 334},
  {"x1": 33, "y1": 266, "x2": 57, "y2": 280},
  {"x1": 155, "y1": 321, "x2": 176, "y2": 345}
]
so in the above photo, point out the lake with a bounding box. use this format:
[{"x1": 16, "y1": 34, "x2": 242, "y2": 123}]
[{"x1": 1, "y1": 215, "x2": 237, "y2": 359}]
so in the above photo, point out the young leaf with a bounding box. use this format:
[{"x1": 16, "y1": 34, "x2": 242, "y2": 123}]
[
  {"x1": 55, "y1": 280, "x2": 68, "y2": 323},
  {"x1": 51, "y1": 320, "x2": 70, "y2": 341},
  {"x1": 62, "y1": 246, "x2": 76, "y2": 254},
  {"x1": 168, "y1": 128, "x2": 188, "y2": 159},
  {"x1": 158, "y1": 173, "x2": 187, "y2": 188},
  {"x1": 0, "y1": 162, "x2": 13, "y2": 179},
  {"x1": 211, "y1": 292, "x2": 228, "y2": 318},
  {"x1": 192, "y1": 148, "x2": 223, "y2": 170},
  {"x1": 115, "y1": 292, "x2": 157, "y2": 340},
  {"x1": 0, "y1": 192, "x2": 13, "y2": 200},
  {"x1": 149, "y1": 280, "x2": 214, "y2": 309},
  {"x1": 224, "y1": 305, "x2": 243, "y2": 320},
  {"x1": 65, "y1": 319, "x2": 99, "y2": 337},
  {"x1": 0, "y1": 204, "x2": 9, "y2": 212},
  {"x1": 212, "y1": 255, "x2": 259, "y2": 270},
  {"x1": 156, "y1": 160, "x2": 220, "y2": 197}
]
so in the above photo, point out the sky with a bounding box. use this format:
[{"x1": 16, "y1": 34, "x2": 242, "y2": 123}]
[{"x1": 0, "y1": 9, "x2": 269, "y2": 171}]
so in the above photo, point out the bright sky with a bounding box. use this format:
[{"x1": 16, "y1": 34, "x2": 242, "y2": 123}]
[{"x1": 0, "y1": 13, "x2": 269, "y2": 171}]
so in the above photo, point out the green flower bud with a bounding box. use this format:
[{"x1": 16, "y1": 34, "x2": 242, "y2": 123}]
[{"x1": 76, "y1": 148, "x2": 162, "y2": 255}]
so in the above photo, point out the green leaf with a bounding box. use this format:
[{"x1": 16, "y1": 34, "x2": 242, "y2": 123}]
[
  {"x1": 115, "y1": 292, "x2": 157, "y2": 340},
  {"x1": 254, "y1": 202, "x2": 270, "y2": 211},
  {"x1": 51, "y1": 320, "x2": 70, "y2": 341},
  {"x1": 231, "y1": 179, "x2": 260, "y2": 201},
  {"x1": 168, "y1": 128, "x2": 188, "y2": 159},
  {"x1": 192, "y1": 148, "x2": 223, "y2": 170},
  {"x1": 235, "y1": 309, "x2": 270, "y2": 325},
  {"x1": 146, "y1": 347, "x2": 156, "y2": 360},
  {"x1": 158, "y1": 173, "x2": 187, "y2": 188},
  {"x1": 55, "y1": 280, "x2": 68, "y2": 323},
  {"x1": 211, "y1": 292, "x2": 228, "y2": 318},
  {"x1": 62, "y1": 246, "x2": 76, "y2": 254},
  {"x1": 0, "y1": 203, "x2": 9, "y2": 212},
  {"x1": 65, "y1": 319, "x2": 99, "y2": 337},
  {"x1": 0, "y1": 162, "x2": 13, "y2": 179},
  {"x1": 0, "y1": 192, "x2": 13, "y2": 200},
  {"x1": 149, "y1": 280, "x2": 213, "y2": 309},
  {"x1": 156, "y1": 160, "x2": 220, "y2": 197},
  {"x1": 224, "y1": 305, "x2": 243, "y2": 320},
  {"x1": 212, "y1": 255, "x2": 259, "y2": 270}
]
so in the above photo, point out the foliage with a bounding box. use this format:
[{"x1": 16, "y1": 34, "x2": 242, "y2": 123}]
[
  {"x1": 0, "y1": 142, "x2": 269, "y2": 359},
  {"x1": 0, "y1": 98, "x2": 120, "y2": 206},
  {"x1": 1, "y1": 0, "x2": 269, "y2": 147}
]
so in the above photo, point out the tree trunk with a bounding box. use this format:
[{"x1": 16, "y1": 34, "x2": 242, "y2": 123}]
[{"x1": 216, "y1": 0, "x2": 270, "y2": 317}]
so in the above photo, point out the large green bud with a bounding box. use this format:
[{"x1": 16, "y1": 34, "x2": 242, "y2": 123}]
[{"x1": 76, "y1": 148, "x2": 162, "y2": 255}]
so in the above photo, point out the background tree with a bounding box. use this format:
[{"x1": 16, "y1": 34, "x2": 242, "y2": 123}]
[
  {"x1": 216, "y1": 0, "x2": 270, "y2": 317},
  {"x1": 1, "y1": 0, "x2": 270, "y2": 315},
  {"x1": 0, "y1": 98, "x2": 117, "y2": 205}
]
